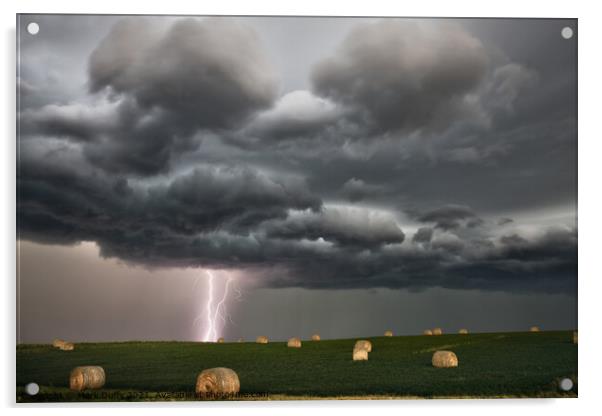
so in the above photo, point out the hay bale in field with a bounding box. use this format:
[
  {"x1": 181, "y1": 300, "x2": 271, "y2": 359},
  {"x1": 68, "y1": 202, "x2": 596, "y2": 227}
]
[
  {"x1": 256, "y1": 335, "x2": 268, "y2": 344},
  {"x1": 287, "y1": 337, "x2": 302, "y2": 348},
  {"x1": 311, "y1": 334, "x2": 321, "y2": 341},
  {"x1": 423, "y1": 329, "x2": 433, "y2": 336},
  {"x1": 69, "y1": 366, "x2": 105, "y2": 391},
  {"x1": 354, "y1": 340, "x2": 372, "y2": 352},
  {"x1": 530, "y1": 326, "x2": 540, "y2": 332},
  {"x1": 217, "y1": 337, "x2": 224, "y2": 343},
  {"x1": 52, "y1": 339, "x2": 66, "y2": 348},
  {"x1": 384, "y1": 330, "x2": 393, "y2": 337},
  {"x1": 195, "y1": 367, "x2": 240, "y2": 395},
  {"x1": 60, "y1": 342, "x2": 75, "y2": 351},
  {"x1": 458, "y1": 329, "x2": 469, "y2": 334},
  {"x1": 432, "y1": 327, "x2": 443, "y2": 335},
  {"x1": 353, "y1": 347, "x2": 368, "y2": 361},
  {"x1": 432, "y1": 351, "x2": 458, "y2": 368},
  {"x1": 573, "y1": 331, "x2": 578, "y2": 344}
]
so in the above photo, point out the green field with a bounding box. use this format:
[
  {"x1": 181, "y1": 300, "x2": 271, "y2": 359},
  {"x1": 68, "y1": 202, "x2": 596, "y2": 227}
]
[{"x1": 16, "y1": 331, "x2": 577, "y2": 402}]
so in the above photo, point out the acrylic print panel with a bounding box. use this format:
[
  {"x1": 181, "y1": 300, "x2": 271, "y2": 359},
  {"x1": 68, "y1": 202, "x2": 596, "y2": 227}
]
[{"x1": 16, "y1": 14, "x2": 577, "y2": 402}]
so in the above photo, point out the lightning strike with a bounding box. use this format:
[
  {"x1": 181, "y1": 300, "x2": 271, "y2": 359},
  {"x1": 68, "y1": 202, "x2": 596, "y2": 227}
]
[
  {"x1": 195, "y1": 270, "x2": 239, "y2": 342},
  {"x1": 201, "y1": 270, "x2": 216, "y2": 342},
  {"x1": 214, "y1": 277, "x2": 233, "y2": 329}
]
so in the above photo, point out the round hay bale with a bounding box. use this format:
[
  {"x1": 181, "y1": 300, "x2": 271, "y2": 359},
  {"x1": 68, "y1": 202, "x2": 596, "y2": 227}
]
[
  {"x1": 52, "y1": 339, "x2": 66, "y2": 348},
  {"x1": 458, "y1": 329, "x2": 469, "y2": 334},
  {"x1": 573, "y1": 331, "x2": 578, "y2": 344},
  {"x1": 287, "y1": 337, "x2": 302, "y2": 348},
  {"x1": 311, "y1": 334, "x2": 321, "y2": 341},
  {"x1": 432, "y1": 327, "x2": 443, "y2": 335},
  {"x1": 354, "y1": 340, "x2": 372, "y2": 352},
  {"x1": 384, "y1": 330, "x2": 393, "y2": 337},
  {"x1": 217, "y1": 337, "x2": 224, "y2": 343},
  {"x1": 432, "y1": 351, "x2": 458, "y2": 368},
  {"x1": 256, "y1": 336, "x2": 268, "y2": 344},
  {"x1": 69, "y1": 366, "x2": 105, "y2": 391},
  {"x1": 353, "y1": 347, "x2": 368, "y2": 361},
  {"x1": 195, "y1": 367, "x2": 240, "y2": 395},
  {"x1": 530, "y1": 326, "x2": 540, "y2": 332},
  {"x1": 423, "y1": 329, "x2": 433, "y2": 336},
  {"x1": 60, "y1": 342, "x2": 75, "y2": 351}
]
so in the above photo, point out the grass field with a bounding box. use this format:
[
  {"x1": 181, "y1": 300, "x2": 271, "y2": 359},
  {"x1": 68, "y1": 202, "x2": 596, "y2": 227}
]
[{"x1": 16, "y1": 330, "x2": 577, "y2": 402}]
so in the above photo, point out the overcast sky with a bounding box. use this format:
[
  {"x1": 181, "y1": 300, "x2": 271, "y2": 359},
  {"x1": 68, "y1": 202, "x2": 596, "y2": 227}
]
[{"x1": 17, "y1": 15, "x2": 577, "y2": 343}]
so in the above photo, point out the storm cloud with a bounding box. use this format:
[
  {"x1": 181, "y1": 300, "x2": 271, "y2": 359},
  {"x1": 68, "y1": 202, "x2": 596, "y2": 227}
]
[
  {"x1": 18, "y1": 148, "x2": 321, "y2": 247},
  {"x1": 311, "y1": 20, "x2": 510, "y2": 135},
  {"x1": 88, "y1": 18, "x2": 277, "y2": 129},
  {"x1": 17, "y1": 16, "x2": 577, "y2": 295},
  {"x1": 22, "y1": 17, "x2": 278, "y2": 175},
  {"x1": 17, "y1": 139, "x2": 576, "y2": 293}
]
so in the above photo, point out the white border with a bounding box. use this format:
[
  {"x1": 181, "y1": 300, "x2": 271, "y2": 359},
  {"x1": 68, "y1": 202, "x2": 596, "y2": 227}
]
[{"x1": 3, "y1": 1, "x2": 601, "y2": 415}]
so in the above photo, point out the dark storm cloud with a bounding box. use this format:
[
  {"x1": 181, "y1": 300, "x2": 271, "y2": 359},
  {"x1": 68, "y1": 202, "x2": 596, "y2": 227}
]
[
  {"x1": 158, "y1": 166, "x2": 321, "y2": 233},
  {"x1": 221, "y1": 19, "x2": 562, "y2": 220},
  {"x1": 257, "y1": 224, "x2": 576, "y2": 294},
  {"x1": 501, "y1": 228, "x2": 577, "y2": 261},
  {"x1": 18, "y1": 143, "x2": 321, "y2": 248},
  {"x1": 88, "y1": 18, "x2": 277, "y2": 129},
  {"x1": 311, "y1": 20, "x2": 490, "y2": 134},
  {"x1": 17, "y1": 16, "x2": 577, "y2": 295},
  {"x1": 226, "y1": 19, "x2": 539, "y2": 167},
  {"x1": 22, "y1": 17, "x2": 278, "y2": 175},
  {"x1": 18, "y1": 138, "x2": 577, "y2": 293},
  {"x1": 229, "y1": 20, "x2": 532, "y2": 146},
  {"x1": 444, "y1": 228, "x2": 577, "y2": 293},
  {"x1": 22, "y1": 97, "x2": 207, "y2": 175}
]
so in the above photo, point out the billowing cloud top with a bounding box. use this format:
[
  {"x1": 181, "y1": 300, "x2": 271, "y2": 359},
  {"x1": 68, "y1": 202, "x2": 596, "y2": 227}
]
[
  {"x1": 312, "y1": 20, "x2": 489, "y2": 134},
  {"x1": 18, "y1": 16, "x2": 577, "y2": 293}
]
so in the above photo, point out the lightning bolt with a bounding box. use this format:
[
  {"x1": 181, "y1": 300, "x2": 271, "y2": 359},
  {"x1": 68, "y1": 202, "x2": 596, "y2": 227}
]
[
  {"x1": 201, "y1": 270, "x2": 216, "y2": 342},
  {"x1": 214, "y1": 277, "x2": 233, "y2": 330},
  {"x1": 232, "y1": 280, "x2": 243, "y2": 301},
  {"x1": 194, "y1": 270, "x2": 238, "y2": 342}
]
